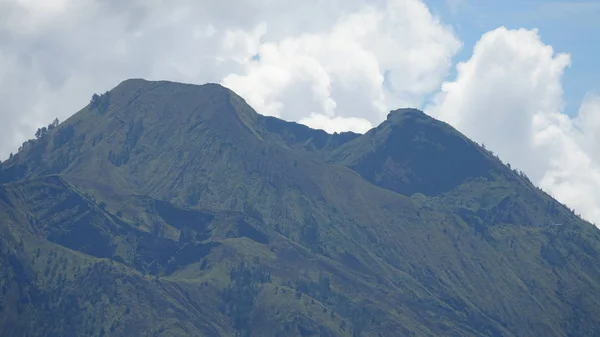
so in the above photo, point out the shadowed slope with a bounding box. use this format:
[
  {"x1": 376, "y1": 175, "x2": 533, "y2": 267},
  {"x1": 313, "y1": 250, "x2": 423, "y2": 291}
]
[{"x1": 329, "y1": 108, "x2": 505, "y2": 196}]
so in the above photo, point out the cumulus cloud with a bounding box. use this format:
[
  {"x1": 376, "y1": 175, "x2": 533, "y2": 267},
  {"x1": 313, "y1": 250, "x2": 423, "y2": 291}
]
[
  {"x1": 538, "y1": 94, "x2": 600, "y2": 225},
  {"x1": 427, "y1": 27, "x2": 600, "y2": 226},
  {"x1": 298, "y1": 114, "x2": 374, "y2": 134},
  {"x1": 0, "y1": 0, "x2": 460, "y2": 155},
  {"x1": 223, "y1": 0, "x2": 461, "y2": 131}
]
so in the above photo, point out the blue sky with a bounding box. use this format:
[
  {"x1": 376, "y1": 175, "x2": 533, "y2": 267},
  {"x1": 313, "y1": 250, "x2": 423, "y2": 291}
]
[{"x1": 425, "y1": 0, "x2": 600, "y2": 116}]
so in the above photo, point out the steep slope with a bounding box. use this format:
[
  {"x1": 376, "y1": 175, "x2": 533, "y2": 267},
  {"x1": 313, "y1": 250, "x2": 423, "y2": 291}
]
[
  {"x1": 328, "y1": 108, "x2": 506, "y2": 197},
  {"x1": 0, "y1": 177, "x2": 232, "y2": 336},
  {"x1": 328, "y1": 107, "x2": 590, "y2": 239},
  {"x1": 0, "y1": 176, "x2": 354, "y2": 336},
  {"x1": 1, "y1": 79, "x2": 263, "y2": 193},
  {"x1": 328, "y1": 107, "x2": 600, "y2": 335},
  {"x1": 0, "y1": 79, "x2": 356, "y2": 214},
  {"x1": 1, "y1": 79, "x2": 600, "y2": 336}
]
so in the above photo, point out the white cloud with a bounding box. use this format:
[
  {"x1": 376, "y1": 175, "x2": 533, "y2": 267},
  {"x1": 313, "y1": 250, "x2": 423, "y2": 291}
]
[
  {"x1": 298, "y1": 114, "x2": 373, "y2": 134},
  {"x1": 223, "y1": 0, "x2": 462, "y2": 130},
  {"x1": 574, "y1": 92, "x2": 600, "y2": 154},
  {"x1": 535, "y1": 93, "x2": 600, "y2": 225},
  {"x1": 427, "y1": 27, "x2": 600, "y2": 226},
  {"x1": 0, "y1": 0, "x2": 460, "y2": 159}
]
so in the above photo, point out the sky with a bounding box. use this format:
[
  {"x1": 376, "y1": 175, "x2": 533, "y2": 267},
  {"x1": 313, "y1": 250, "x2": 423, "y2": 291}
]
[{"x1": 1, "y1": 0, "x2": 599, "y2": 227}]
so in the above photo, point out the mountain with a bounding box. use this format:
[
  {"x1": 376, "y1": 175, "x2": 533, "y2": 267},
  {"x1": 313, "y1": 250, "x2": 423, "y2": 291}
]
[
  {"x1": 328, "y1": 108, "x2": 503, "y2": 196},
  {"x1": 1, "y1": 79, "x2": 600, "y2": 337}
]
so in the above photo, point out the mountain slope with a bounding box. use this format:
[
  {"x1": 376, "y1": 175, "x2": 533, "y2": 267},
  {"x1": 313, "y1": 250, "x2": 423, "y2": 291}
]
[
  {"x1": 328, "y1": 108, "x2": 506, "y2": 197},
  {"x1": 0, "y1": 177, "x2": 231, "y2": 336},
  {"x1": 1, "y1": 79, "x2": 600, "y2": 337},
  {"x1": 0, "y1": 176, "x2": 354, "y2": 336}
]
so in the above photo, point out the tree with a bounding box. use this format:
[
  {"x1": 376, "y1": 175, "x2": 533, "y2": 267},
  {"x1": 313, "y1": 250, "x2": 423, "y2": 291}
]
[
  {"x1": 35, "y1": 126, "x2": 48, "y2": 139},
  {"x1": 90, "y1": 92, "x2": 110, "y2": 112},
  {"x1": 48, "y1": 118, "x2": 59, "y2": 130},
  {"x1": 90, "y1": 93, "x2": 101, "y2": 106}
]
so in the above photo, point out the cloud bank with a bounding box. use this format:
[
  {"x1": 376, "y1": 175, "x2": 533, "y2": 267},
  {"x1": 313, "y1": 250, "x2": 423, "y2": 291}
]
[{"x1": 1, "y1": 0, "x2": 599, "y2": 226}]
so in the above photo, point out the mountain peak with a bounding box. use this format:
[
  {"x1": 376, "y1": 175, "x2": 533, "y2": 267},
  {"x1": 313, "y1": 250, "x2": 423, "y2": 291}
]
[
  {"x1": 330, "y1": 107, "x2": 503, "y2": 196},
  {"x1": 98, "y1": 78, "x2": 257, "y2": 129},
  {"x1": 0, "y1": 78, "x2": 263, "y2": 186},
  {"x1": 113, "y1": 78, "x2": 227, "y2": 91},
  {"x1": 105, "y1": 79, "x2": 237, "y2": 118},
  {"x1": 386, "y1": 107, "x2": 427, "y2": 122}
]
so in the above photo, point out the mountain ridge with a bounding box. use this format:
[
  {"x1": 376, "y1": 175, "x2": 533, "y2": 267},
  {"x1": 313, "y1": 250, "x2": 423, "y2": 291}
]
[{"x1": 1, "y1": 79, "x2": 599, "y2": 337}]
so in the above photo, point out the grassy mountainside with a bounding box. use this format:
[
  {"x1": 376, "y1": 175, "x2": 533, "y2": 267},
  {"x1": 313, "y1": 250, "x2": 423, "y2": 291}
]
[{"x1": 1, "y1": 79, "x2": 600, "y2": 336}]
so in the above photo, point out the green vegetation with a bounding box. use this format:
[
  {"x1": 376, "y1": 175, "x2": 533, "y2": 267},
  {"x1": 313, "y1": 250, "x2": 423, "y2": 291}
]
[{"x1": 1, "y1": 79, "x2": 600, "y2": 336}]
